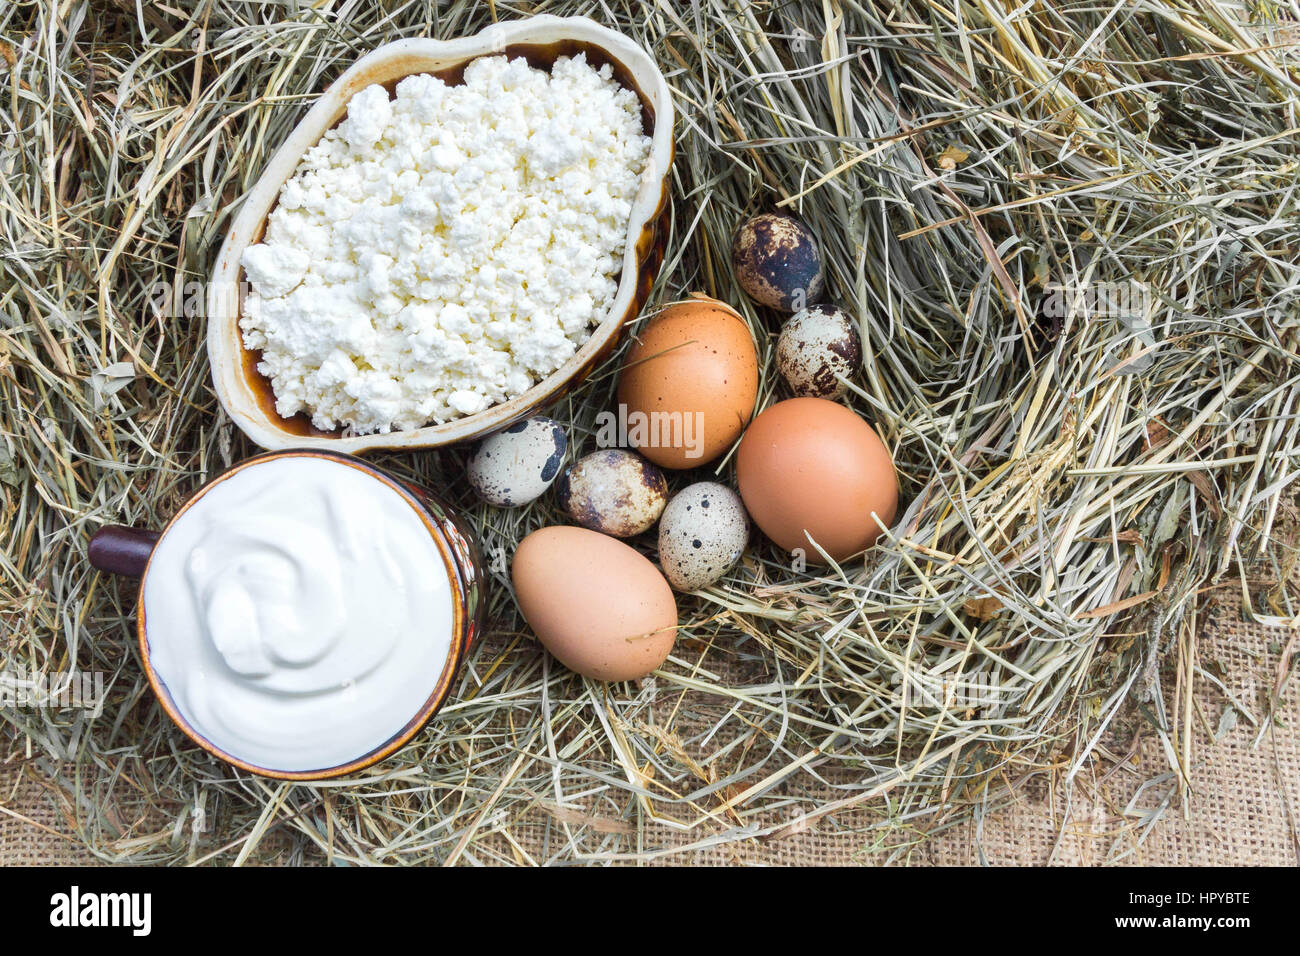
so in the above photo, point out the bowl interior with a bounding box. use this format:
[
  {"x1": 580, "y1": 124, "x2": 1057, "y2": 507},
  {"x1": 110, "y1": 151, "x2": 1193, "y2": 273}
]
[{"x1": 226, "y1": 33, "x2": 668, "y2": 449}]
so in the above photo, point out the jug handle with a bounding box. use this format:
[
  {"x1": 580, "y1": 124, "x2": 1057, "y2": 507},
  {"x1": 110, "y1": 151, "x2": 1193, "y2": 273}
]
[{"x1": 89, "y1": 525, "x2": 161, "y2": 578}]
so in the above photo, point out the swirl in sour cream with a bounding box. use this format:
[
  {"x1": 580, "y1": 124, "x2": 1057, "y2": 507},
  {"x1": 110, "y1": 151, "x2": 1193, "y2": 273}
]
[{"x1": 143, "y1": 456, "x2": 454, "y2": 772}]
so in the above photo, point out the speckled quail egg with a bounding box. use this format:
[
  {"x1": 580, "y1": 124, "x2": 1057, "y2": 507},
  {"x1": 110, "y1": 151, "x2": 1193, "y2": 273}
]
[
  {"x1": 731, "y1": 212, "x2": 825, "y2": 311},
  {"x1": 776, "y1": 304, "x2": 863, "y2": 399},
  {"x1": 657, "y1": 483, "x2": 749, "y2": 591},
  {"x1": 467, "y1": 416, "x2": 568, "y2": 507},
  {"x1": 557, "y1": 449, "x2": 668, "y2": 537}
]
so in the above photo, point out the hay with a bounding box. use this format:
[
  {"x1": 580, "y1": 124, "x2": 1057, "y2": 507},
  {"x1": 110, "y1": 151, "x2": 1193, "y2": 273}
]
[{"x1": 2, "y1": 0, "x2": 1298, "y2": 864}]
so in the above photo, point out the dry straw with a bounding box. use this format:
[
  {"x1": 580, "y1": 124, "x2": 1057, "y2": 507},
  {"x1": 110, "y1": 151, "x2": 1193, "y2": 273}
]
[{"x1": 2, "y1": 0, "x2": 1298, "y2": 864}]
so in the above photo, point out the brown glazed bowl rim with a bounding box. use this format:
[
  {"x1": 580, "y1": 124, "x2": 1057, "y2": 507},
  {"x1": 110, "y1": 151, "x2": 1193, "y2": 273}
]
[{"x1": 134, "y1": 449, "x2": 469, "y2": 781}]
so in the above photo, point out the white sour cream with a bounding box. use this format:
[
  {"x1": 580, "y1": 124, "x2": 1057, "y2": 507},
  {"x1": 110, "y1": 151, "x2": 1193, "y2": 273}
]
[{"x1": 143, "y1": 456, "x2": 454, "y2": 772}]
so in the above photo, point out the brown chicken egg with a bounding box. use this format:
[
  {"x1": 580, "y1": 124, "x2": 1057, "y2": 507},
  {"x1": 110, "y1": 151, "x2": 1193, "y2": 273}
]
[
  {"x1": 736, "y1": 397, "x2": 897, "y2": 563},
  {"x1": 512, "y1": 526, "x2": 677, "y2": 682},
  {"x1": 616, "y1": 296, "x2": 759, "y2": 469}
]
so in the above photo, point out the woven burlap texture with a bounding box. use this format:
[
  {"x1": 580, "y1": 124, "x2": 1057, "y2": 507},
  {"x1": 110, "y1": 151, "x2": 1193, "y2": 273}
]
[{"x1": 3, "y1": 572, "x2": 1296, "y2": 865}]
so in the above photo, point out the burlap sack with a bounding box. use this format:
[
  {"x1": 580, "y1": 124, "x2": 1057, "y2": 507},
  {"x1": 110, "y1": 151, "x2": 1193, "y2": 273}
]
[{"x1": 4, "y1": 570, "x2": 1295, "y2": 865}]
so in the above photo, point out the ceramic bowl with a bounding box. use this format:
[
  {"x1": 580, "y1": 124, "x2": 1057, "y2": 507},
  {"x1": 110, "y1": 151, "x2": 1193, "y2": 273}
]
[
  {"x1": 207, "y1": 15, "x2": 674, "y2": 453},
  {"x1": 88, "y1": 450, "x2": 484, "y2": 780}
]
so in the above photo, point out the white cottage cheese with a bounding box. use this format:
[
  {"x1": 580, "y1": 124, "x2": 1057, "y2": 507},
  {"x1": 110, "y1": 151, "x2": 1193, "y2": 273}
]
[{"x1": 240, "y1": 55, "x2": 651, "y2": 434}]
